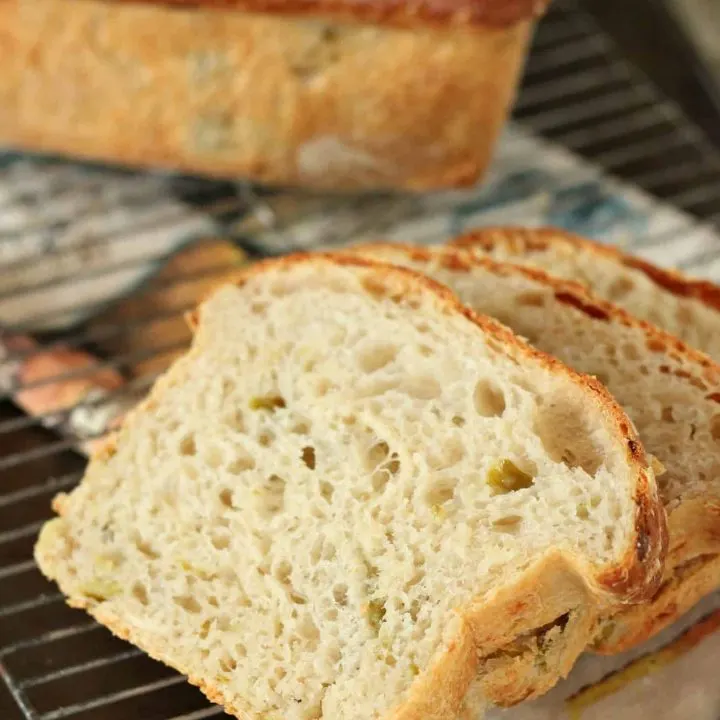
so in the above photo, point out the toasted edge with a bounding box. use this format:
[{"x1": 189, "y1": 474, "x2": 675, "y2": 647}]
[
  {"x1": 452, "y1": 226, "x2": 720, "y2": 314},
  {"x1": 117, "y1": 0, "x2": 550, "y2": 29}
]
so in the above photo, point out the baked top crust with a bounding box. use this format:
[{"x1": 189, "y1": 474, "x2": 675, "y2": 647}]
[{"x1": 104, "y1": 0, "x2": 550, "y2": 28}]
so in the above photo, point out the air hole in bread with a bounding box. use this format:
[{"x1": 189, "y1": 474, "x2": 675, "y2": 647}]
[
  {"x1": 258, "y1": 475, "x2": 285, "y2": 515},
  {"x1": 224, "y1": 409, "x2": 245, "y2": 433},
  {"x1": 199, "y1": 620, "x2": 211, "y2": 640},
  {"x1": 322, "y1": 542, "x2": 337, "y2": 562},
  {"x1": 218, "y1": 488, "x2": 234, "y2": 509},
  {"x1": 576, "y1": 504, "x2": 590, "y2": 520},
  {"x1": 132, "y1": 534, "x2": 159, "y2": 559},
  {"x1": 251, "y1": 301, "x2": 268, "y2": 315},
  {"x1": 473, "y1": 378, "x2": 506, "y2": 417},
  {"x1": 174, "y1": 594, "x2": 202, "y2": 614},
  {"x1": 492, "y1": 515, "x2": 523, "y2": 532},
  {"x1": 219, "y1": 652, "x2": 237, "y2": 672},
  {"x1": 131, "y1": 582, "x2": 149, "y2": 605},
  {"x1": 366, "y1": 441, "x2": 390, "y2": 470},
  {"x1": 405, "y1": 376, "x2": 441, "y2": 400},
  {"x1": 425, "y1": 480, "x2": 456, "y2": 507},
  {"x1": 302, "y1": 446, "x2": 316, "y2": 470},
  {"x1": 309, "y1": 539, "x2": 322, "y2": 565},
  {"x1": 358, "y1": 344, "x2": 398, "y2": 374},
  {"x1": 608, "y1": 276, "x2": 635, "y2": 299},
  {"x1": 419, "y1": 344, "x2": 434, "y2": 357},
  {"x1": 535, "y1": 403, "x2": 603, "y2": 476},
  {"x1": 372, "y1": 469, "x2": 391, "y2": 493},
  {"x1": 314, "y1": 378, "x2": 334, "y2": 397},
  {"x1": 228, "y1": 454, "x2": 256, "y2": 474},
  {"x1": 452, "y1": 415, "x2": 466, "y2": 427},
  {"x1": 274, "y1": 619, "x2": 285, "y2": 639},
  {"x1": 333, "y1": 584, "x2": 348, "y2": 606},
  {"x1": 179, "y1": 434, "x2": 197, "y2": 456},
  {"x1": 274, "y1": 560, "x2": 292, "y2": 584},
  {"x1": 211, "y1": 531, "x2": 231, "y2": 550},
  {"x1": 217, "y1": 616, "x2": 232, "y2": 632},
  {"x1": 623, "y1": 343, "x2": 641, "y2": 361},
  {"x1": 516, "y1": 291, "x2": 546, "y2": 307},
  {"x1": 319, "y1": 481, "x2": 334, "y2": 502},
  {"x1": 258, "y1": 431, "x2": 275, "y2": 448},
  {"x1": 297, "y1": 615, "x2": 321, "y2": 646},
  {"x1": 291, "y1": 417, "x2": 311, "y2": 434}
]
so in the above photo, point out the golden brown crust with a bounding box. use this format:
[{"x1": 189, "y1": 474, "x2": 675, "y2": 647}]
[
  {"x1": 594, "y1": 553, "x2": 720, "y2": 654},
  {"x1": 448, "y1": 231, "x2": 720, "y2": 383},
  {"x1": 118, "y1": 0, "x2": 550, "y2": 28},
  {"x1": 0, "y1": 0, "x2": 532, "y2": 190},
  {"x1": 453, "y1": 226, "x2": 720, "y2": 313},
  {"x1": 36, "y1": 252, "x2": 665, "y2": 716}
]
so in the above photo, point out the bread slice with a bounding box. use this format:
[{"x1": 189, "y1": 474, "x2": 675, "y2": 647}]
[
  {"x1": 452, "y1": 226, "x2": 720, "y2": 359},
  {"x1": 350, "y1": 241, "x2": 720, "y2": 665},
  {"x1": 450, "y1": 228, "x2": 720, "y2": 656},
  {"x1": 35, "y1": 254, "x2": 663, "y2": 720}
]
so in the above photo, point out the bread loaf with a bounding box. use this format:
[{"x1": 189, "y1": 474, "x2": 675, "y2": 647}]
[
  {"x1": 0, "y1": 0, "x2": 542, "y2": 190},
  {"x1": 353, "y1": 239, "x2": 720, "y2": 665},
  {"x1": 35, "y1": 254, "x2": 663, "y2": 719}
]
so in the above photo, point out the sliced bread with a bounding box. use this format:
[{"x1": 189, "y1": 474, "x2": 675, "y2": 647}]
[
  {"x1": 35, "y1": 254, "x2": 663, "y2": 720},
  {"x1": 350, "y1": 241, "x2": 720, "y2": 664},
  {"x1": 452, "y1": 226, "x2": 720, "y2": 359},
  {"x1": 450, "y1": 228, "x2": 720, "y2": 656}
]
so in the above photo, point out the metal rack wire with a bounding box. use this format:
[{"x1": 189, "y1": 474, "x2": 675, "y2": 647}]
[{"x1": 1, "y1": 1, "x2": 720, "y2": 718}]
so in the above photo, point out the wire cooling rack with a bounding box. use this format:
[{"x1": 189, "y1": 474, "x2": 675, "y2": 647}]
[{"x1": 1, "y1": 1, "x2": 720, "y2": 719}]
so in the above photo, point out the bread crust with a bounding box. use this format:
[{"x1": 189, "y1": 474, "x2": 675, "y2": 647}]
[
  {"x1": 0, "y1": 0, "x2": 532, "y2": 190},
  {"x1": 449, "y1": 228, "x2": 720, "y2": 654},
  {"x1": 36, "y1": 252, "x2": 665, "y2": 718},
  {"x1": 453, "y1": 226, "x2": 720, "y2": 313},
  {"x1": 119, "y1": 0, "x2": 550, "y2": 28}
]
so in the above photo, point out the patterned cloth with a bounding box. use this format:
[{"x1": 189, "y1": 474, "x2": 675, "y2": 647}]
[{"x1": 2, "y1": 125, "x2": 719, "y2": 332}]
